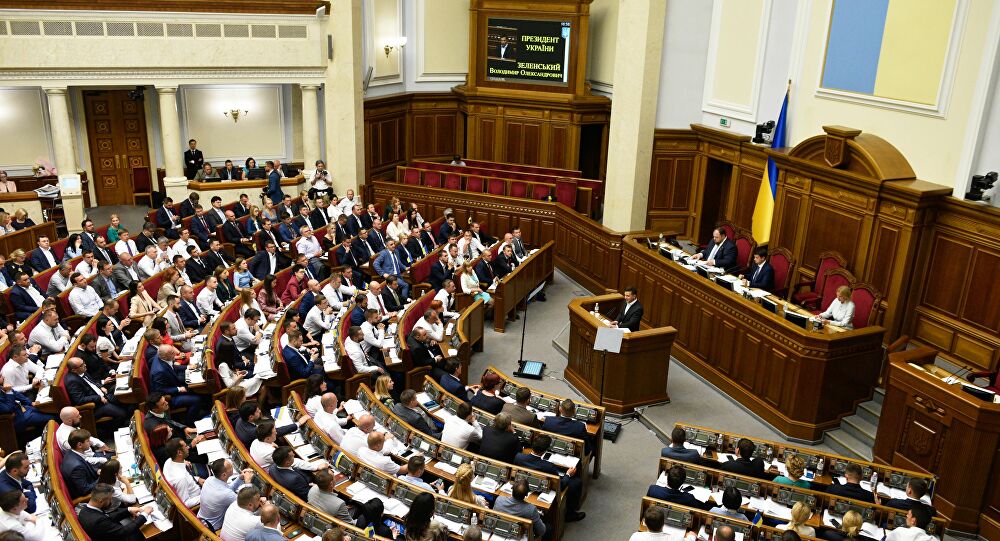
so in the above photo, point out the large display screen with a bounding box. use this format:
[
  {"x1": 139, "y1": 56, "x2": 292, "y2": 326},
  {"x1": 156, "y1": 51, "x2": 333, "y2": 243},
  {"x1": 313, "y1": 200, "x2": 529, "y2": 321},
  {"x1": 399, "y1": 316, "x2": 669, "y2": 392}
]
[{"x1": 485, "y1": 18, "x2": 571, "y2": 85}]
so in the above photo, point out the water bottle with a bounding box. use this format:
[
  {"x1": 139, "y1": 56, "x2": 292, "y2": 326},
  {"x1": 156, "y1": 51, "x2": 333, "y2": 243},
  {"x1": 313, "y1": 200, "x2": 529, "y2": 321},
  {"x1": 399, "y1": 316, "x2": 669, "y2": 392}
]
[
  {"x1": 765, "y1": 445, "x2": 773, "y2": 462},
  {"x1": 816, "y1": 457, "x2": 825, "y2": 476},
  {"x1": 870, "y1": 471, "x2": 878, "y2": 490},
  {"x1": 658, "y1": 233, "x2": 664, "y2": 244},
  {"x1": 593, "y1": 302, "x2": 600, "y2": 316},
  {"x1": 717, "y1": 432, "x2": 724, "y2": 451},
  {"x1": 471, "y1": 513, "x2": 478, "y2": 527}
]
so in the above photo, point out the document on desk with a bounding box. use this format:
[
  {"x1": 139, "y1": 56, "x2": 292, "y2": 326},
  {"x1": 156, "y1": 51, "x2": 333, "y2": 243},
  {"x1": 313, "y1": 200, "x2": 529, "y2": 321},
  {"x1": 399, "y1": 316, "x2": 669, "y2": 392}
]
[
  {"x1": 547, "y1": 453, "x2": 579, "y2": 470},
  {"x1": 435, "y1": 462, "x2": 458, "y2": 475},
  {"x1": 537, "y1": 490, "x2": 556, "y2": 504},
  {"x1": 472, "y1": 476, "x2": 499, "y2": 493},
  {"x1": 45, "y1": 354, "x2": 63, "y2": 369},
  {"x1": 343, "y1": 399, "x2": 365, "y2": 416},
  {"x1": 194, "y1": 418, "x2": 214, "y2": 434},
  {"x1": 383, "y1": 498, "x2": 410, "y2": 517},
  {"x1": 415, "y1": 392, "x2": 433, "y2": 405},
  {"x1": 196, "y1": 439, "x2": 224, "y2": 456},
  {"x1": 286, "y1": 432, "x2": 306, "y2": 448},
  {"x1": 273, "y1": 406, "x2": 295, "y2": 428},
  {"x1": 133, "y1": 483, "x2": 155, "y2": 505},
  {"x1": 293, "y1": 444, "x2": 320, "y2": 461}
]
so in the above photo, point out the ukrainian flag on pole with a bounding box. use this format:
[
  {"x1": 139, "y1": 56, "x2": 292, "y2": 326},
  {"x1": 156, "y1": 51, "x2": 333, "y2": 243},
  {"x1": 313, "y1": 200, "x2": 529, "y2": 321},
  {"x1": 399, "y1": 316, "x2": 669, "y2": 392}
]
[{"x1": 751, "y1": 84, "x2": 789, "y2": 244}]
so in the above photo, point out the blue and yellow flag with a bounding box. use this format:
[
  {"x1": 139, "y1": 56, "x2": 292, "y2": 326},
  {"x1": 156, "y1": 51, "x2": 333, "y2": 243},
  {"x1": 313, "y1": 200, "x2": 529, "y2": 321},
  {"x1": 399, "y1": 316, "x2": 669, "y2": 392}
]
[
  {"x1": 752, "y1": 510, "x2": 764, "y2": 527},
  {"x1": 751, "y1": 87, "x2": 789, "y2": 243}
]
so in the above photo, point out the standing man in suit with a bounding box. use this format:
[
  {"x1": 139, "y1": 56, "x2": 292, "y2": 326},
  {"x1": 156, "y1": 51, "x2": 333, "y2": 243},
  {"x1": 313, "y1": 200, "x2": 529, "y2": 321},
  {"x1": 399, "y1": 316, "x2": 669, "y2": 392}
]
[
  {"x1": 496, "y1": 36, "x2": 516, "y2": 60},
  {"x1": 78, "y1": 483, "x2": 151, "y2": 541},
  {"x1": 61, "y1": 428, "x2": 101, "y2": 498},
  {"x1": 541, "y1": 399, "x2": 593, "y2": 455},
  {"x1": 740, "y1": 247, "x2": 774, "y2": 291},
  {"x1": 265, "y1": 161, "x2": 283, "y2": 204},
  {"x1": 612, "y1": 286, "x2": 643, "y2": 332},
  {"x1": 719, "y1": 438, "x2": 770, "y2": 480},
  {"x1": 184, "y1": 139, "x2": 204, "y2": 179},
  {"x1": 690, "y1": 227, "x2": 737, "y2": 272}
]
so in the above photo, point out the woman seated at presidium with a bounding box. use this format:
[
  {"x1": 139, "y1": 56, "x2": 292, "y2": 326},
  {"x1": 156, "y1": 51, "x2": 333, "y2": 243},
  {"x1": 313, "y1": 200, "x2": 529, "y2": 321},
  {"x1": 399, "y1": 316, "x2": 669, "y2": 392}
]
[{"x1": 818, "y1": 285, "x2": 856, "y2": 330}]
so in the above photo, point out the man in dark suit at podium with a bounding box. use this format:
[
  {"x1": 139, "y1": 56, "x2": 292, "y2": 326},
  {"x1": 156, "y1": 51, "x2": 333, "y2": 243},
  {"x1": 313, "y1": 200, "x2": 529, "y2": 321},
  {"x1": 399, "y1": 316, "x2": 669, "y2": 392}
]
[
  {"x1": 184, "y1": 139, "x2": 203, "y2": 180},
  {"x1": 690, "y1": 227, "x2": 737, "y2": 272},
  {"x1": 612, "y1": 286, "x2": 643, "y2": 332},
  {"x1": 740, "y1": 248, "x2": 774, "y2": 291}
]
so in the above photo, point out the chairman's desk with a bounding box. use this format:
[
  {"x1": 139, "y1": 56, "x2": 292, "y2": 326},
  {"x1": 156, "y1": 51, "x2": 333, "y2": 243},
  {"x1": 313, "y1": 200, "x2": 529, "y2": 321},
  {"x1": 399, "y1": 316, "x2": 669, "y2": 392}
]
[
  {"x1": 566, "y1": 294, "x2": 677, "y2": 415},
  {"x1": 618, "y1": 235, "x2": 886, "y2": 442},
  {"x1": 874, "y1": 349, "x2": 1000, "y2": 534}
]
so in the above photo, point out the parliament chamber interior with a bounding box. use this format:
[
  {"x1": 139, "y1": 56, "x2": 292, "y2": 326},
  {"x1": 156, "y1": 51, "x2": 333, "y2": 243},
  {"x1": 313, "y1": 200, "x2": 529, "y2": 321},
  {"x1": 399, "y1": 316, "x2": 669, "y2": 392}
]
[{"x1": 0, "y1": 0, "x2": 999, "y2": 540}]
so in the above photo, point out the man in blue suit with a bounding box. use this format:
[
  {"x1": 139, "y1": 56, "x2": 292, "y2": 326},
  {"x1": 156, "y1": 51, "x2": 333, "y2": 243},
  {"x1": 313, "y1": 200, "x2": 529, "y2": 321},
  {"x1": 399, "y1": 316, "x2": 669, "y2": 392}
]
[
  {"x1": 661, "y1": 427, "x2": 703, "y2": 463},
  {"x1": 0, "y1": 373, "x2": 55, "y2": 439},
  {"x1": 541, "y1": 399, "x2": 593, "y2": 456},
  {"x1": 0, "y1": 452, "x2": 37, "y2": 513},
  {"x1": 277, "y1": 213, "x2": 298, "y2": 244},
  {"x1": 156, "y1": 197, "x2": 183, "y2": 240},
  {"x1": 373, "y1": 240, "x2": 410, "y2": 299},
  {"x1": 475, "y1": 249, "x2": 497, "y2": 285},
  {"x1": 61, "y1": 428, "x2": 100, "y2": 499},
  {"x1": 282, "y1": 330, "x2": 324, "y2": 380},
  {"x1": 690, "y1": 227, "x2": 738, "y2": 273},
  {"x1": 29, "y1": 236, "x2": 59, "y2": 272},
  {"x1": 268, "y1": 446, "x2": 311, "y2": 500},
  {"x1": 148, "y1": 344, "x2": 207, "y2": 424},
  {"x1": 428, "y1": 252, "x2": 453, "y2": 292},
  {"x1": 514, "y1": 434, "x2": 586, "y2": 522},
  {"x1": 189, "y1": 206, "x2": 215, "y2": 249},
  {"x1": 297, "y1": 280, "x2": 319, "y2": 320},
  {"x1": 740, "y1": 247, "x2": 775, "y2": 292},
  {"x1": 265, "y1": 161, "x2": 283, "y2": 204},
  {"x1": 645, "y1": 464, "x2": 714, "y2": 511},
  {"x1": 8, "y1": 272, "x2": 44, "y2": 323},
  {"x1": 249, "y1": 242, "x2": 281, "y2": 280},
  {"x1": 439, "y1": 358, "x2": 476, "y2": 402},
  {"x1": 348, "y1": 294, "x2": 367, "y2": 326}
]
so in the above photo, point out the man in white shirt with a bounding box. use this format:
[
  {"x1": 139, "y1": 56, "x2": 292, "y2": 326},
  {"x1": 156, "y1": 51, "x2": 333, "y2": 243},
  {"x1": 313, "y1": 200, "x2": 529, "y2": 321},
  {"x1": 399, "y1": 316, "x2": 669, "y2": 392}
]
[
  {"x1": 173, "y1": 229, "x2": 199, "y2": 260},
  {"x1": 46, "y1": 263, "x2": 73, "y2": 297},
  {"x1": 340, "y1": 413, "x2": 378, "y2": 456},
  {"x1": 55, "y1": 407, "x2": 112, "y2": 464},
  {"x1": 360, "y1": 309, "x2": 391, "y2": 359},
  {"x1": 162, "y1": 437, "x2": 203, "y2": 507},
  {"x1": 304, "y1": 295, "x2": 336, "y2": 337},
  {"x1": 885, "y1": 507, "x2": 937, "y2": 541},
  {"x1": 630, "y1": 506, "x2": 673, "y2": 541},
  {"x1": 196, "y1": 276, "x2": 223, "y2": 317},
  {"x1": 433, "y1": 280, "x2": 461, "y2": 320},
  {"x1": 68, "y1": 272, "x2": 103, "y2": 317},
  {"x1": 74, "y1": 251, "x2": 98, "y2": 278},
  {"x1": 365, "y1": 280, "x2": 396, "y2": 320},
  {"x1": 313, "y1": 393, "x2": 350, "y2": 444},
  {"x1": 320, "y1": 274, "x2": 348, "y2": 313},
  {"x1": 137, "y1": 245, "x2": 168, "y2": 279},
  {"x1": 0, "y1": 345, "x2": 43, "y2": 397},
  {"x1": 0, "y1": 488, "x2": 58, "y2": 541},
  {"x1": 413, "y1": 309, "x2": 445, "y2": 342},
  {"x1": 113, "y1": 229, "x2": 139, "y2": 257},
  {"x1": 295, "y1": 226, "x2": 324, "y2": 278},
  {"x1": 344, "y1": 325, "x2": 383, "y2": 376},
  {"x1": 197, "y1": 458, "x2": 254, "y2": 531},
  {"x1": 28, "y1": 309, "x2": 69, "y2": 355},
  {"x1": 249, "y1": 421, "x2": 329, "y2": 471},
  {"x1": 441, "y1": 401, "x2": 482, "y2": 450},
  {"x1": 356, "y1": 432, "x2": 406, "y2": 475},
  {"x1": 337, "y1": 189, "x2": 358, "y2": 216},
  {"x1": 220, "y1": 485, "x2": 264, "y2": 541},
  {"x1": 234, "y1": 309, "x2": 263, "y2": 355}
]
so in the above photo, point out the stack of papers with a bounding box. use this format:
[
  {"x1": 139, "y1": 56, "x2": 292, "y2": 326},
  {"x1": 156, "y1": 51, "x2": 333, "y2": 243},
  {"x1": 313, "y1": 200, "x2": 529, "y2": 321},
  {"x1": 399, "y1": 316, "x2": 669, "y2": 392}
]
[
  {"x1": 536, "y1": 490, "x2": 556, "y2": 504},
  {"x1": 194, "y1": 418, "x2": 215, "y2": 434},
  {"x1": 546, "y1": 453, "x2": 579, "y2": 469},
  {"x1": 435, "y1": 462, "x2": 458, "y2": 475},
  {"x1": 472, "y1": 476, "x2": 499, "y2": 492},
  {"x1": 343, "y1": 400, "x2": 365, "y2": 416}
]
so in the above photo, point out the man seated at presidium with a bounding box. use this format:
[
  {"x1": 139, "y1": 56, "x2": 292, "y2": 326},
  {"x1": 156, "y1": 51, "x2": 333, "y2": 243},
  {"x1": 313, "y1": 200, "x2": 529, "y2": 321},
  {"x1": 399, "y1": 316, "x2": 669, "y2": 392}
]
[{"x1": 690, "y1": 227, "x2": 737, "y2": 272}]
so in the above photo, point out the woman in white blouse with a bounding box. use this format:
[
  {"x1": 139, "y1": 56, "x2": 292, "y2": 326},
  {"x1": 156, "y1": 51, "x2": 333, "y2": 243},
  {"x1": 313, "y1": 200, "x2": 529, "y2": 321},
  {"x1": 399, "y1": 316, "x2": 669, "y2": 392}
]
[
  {"x1": 385, "y1": 212, "x2": 409, "y2": 243},
  {"x1": 459, "y1": 262, "x2": 492, "y2": 308},
  {"x1": 819, "y1": 285, "x2": 856, "y2": 329},
  {"x1": 98, "y1": 459, "x2": 137, "y2": 508}
]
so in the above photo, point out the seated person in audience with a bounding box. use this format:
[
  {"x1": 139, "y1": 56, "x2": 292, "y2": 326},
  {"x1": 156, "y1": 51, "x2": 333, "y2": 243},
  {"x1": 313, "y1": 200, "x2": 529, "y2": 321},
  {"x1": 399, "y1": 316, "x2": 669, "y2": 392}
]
[
  {"x1": 157, "y1": 197, "x2": 183, "y2": 239},
  {"x1": 414, "y1": 308, "x2": 444, "y2": 342},
  {"x1": 471, "y1": 372, "x2": 505, "y2": 415},
  {"x1": 177, "y1": 285, "x2": 206, "y2": 330},
  {"x1": 374, "y1": 374, "x2": 395, "y2": 407},
  {"x1": 215, "y1": 322, "x2": 261, "y2": 397},
  {"x1": 439, "y1": 358, "x2": 479, "y2": 402},
  {"x1": 395, "y1": 232, "x2": 417, "y2": 266},
  {"x1": 348, "y1": 294, "x2": 368, "y2": 326},
  {"x1": 380, "y1": 275, "x2": 407, "y2": 313},
  {"x1": 268, "y1": 446, "x2": 315, "y2": 501},
  {"x1": 0, "y1": 452, "x2": 38, "y2": 513},
  {"x1": 661, "y1": 427, "x2": 702, "y2": 463},
  {"x1": 280, "y1": 266, "x2": 306, "y2": 306},
  {"x1": 276, "y1": 212, "x2": 299, "y2": 244},
  {"x1": 878, "y1": 478, "x2": 936, "y2": 516},
  {"x1": 234, "y1": 401, "x2": 301, "y2": 449},
  {"x1": 646, "y1": 464, "x2": 713, "y2": 510},
  {"x1": 819, "y1": 285, "x2": 856, "y2": 329},
  {"x1": 78, "y1": 483, "x2": 151, "y2": 541},
  {"x1": 197, "y1": 458, "x2": 254, "y2": 531},
  {"x1": 61, "y1": 428, "x2": 101, "y2": 499},
  {"x1": 774, "y1": 454, "x2": 811, "y2": 489},
  {"x1": 777, "y1": 502, "x2": 816, "y2": 537},
  {"x1": 9, "y1": 272, "x2": 44, "y2": 322},
  {"x1": 740, "y1": 248, "x2": 774, "y2": 291},
  {"x1": 826, "y1": 463, "x2": 874, "y2": 503},
  {"x1": 501, "y1": 386, "x2": 542, "y2": 428},
  {"x1": 219, "y1": 160, "x2": 243, "y2": 181},
  {"x1": 224, "y1": 210, "x2": 256, "y2": 259},
  {"x1": 184, "y1": 246, "x2": 211, "y2": 283},
  {"x1": 821, "y1": 509, "x2": 877, "y2": 541},
  {"x1": 96, "y1": 460, "x2": 137, "y2": 509},
  {"x1": 68, "y1": 272, "x2": 103, "y2": 317},
  {"x1": 709, "y1": 486, "x2": 750, "y2": 520},
  {"x1": 249, "y1": 241, "x2": 284, "y2": 281},
  {"x1": 392, "y1": 390, "x2": 440, "y2": 439},
  {"x1": 308, "y1": 471, "x2": 355, "y2": 525},
  {"x1": 255, "y1": 217, "x2": 282, "y2": 251},
  {"x1": 65, "y1": 357, "x2": 129, "y2": 429},
  {"x1": 193, "y1": 162, "x2": 217, "y2": 181},
  {"x1": 313, "y1": 393, "x2": 351, "y2": 444},
  {"x1": 74, "y1": 250, "x2": 98, "y2": 278},
  {"x1": 28, "y1": 307, "x2": 69, "y2": 355},
  {"x1": 340, "y1": 413, "x2": 378, "y2": 457},
  {"x1": 189, "y1": 207, "x2": 215, "y2": 250},
  {"x1": 352, "y1": 228, "x2": 378, "y2": 265},
  {"x1": 196, "y1": 275, "x2": 224, "y2": 317},
  {"x1": 111, "y1": 252, "x2": 142, "y2": 291},
  {"x1": 885, "y1": 506, "x2": 936, "y2": 541},
  {"x1": 429, "y1": 250, "x2": 453, "y2": 292},
  {"x1": 297, "y1": 278, "x2": 322, "y2": 320},
  {"x1": 64, "y1": 233, "x2": 85, "y2": 261},
  {"x1": 448, "y1": 463, "x2": 488, "y2": 507},
  {"x1": 234, "y1": 308, "x2": 264, "y2": 358},
  {"x1": 365, "y1": 281, "x2": 396, "y2": 320},
  {"x1": 29, "y1": 235, "x2": 58, "y2": 272},
  {"x1": 373, "y1": 240, "x2": 411, "y2": 299},
  {"x1": 494, "y1": 479, "x2": 546, "y2": 539},
  {"x1": 7, "y1": 250, "x2": 35, "y2": 279},
  {"x1": 162, "y1": 437, "x2": 203, "y2": 507},
  {"x1": 141, "y1": 394, "x2": 210, "y2": 470},
  {"x1": 92, "y1": 261, "x2": 121, "y2": 301},
  {"x1": 719, "y1": 438, "x2": 769, "y2": 480},
  {"x1": 630, "y1": 505, "x2": 670, "y2": 541},
  {"x1": 406, "y1": 327, "x2": 447, "y2": 382},
  {"x1": 441, "y1": 401, "x2": 482, "y2": 450},
  {"x1": 515, "y1": 433, "x2": 585, "y2": 521},
  {"x1": 1, "y1": 345, "x2": 43, "y2": 400},
  {"x1": 10, "y1": 209, "x2": 35, "y2": 231},
  {"x1": 0, "y1": 373, "x2": 56, "y2": 441},
  {"x1": 493, "y1": 243, "x2": 518, "y2": 280},
  {"x1": 220, "y1": 485, "x2": 264, "y2": 541},
  {"x1": 203, "y1": 239, "x2": 233, "y2": 273},
  {"x1": 399, "y1": 455, "x2": 444, "y2": 494},
  {"x1": 46, "y1": 262, "x2": 73, "y2": 297},
  {"x1": 689, "y1": 227, "x2": 737, "y2": 272},
  {"x1": 358, "y1": 432, "x2": 407, "y2": 475},
  {"x1": 149, "y1": 344, "x2": 208, "y2": 424},
  {"x1": 244, "y1": 505, "x2": 283, "y2": 541},
  {"x1": 250, "y1": 421, "x2": 327, "y2": 471},
  {"x1": 354, "y1": 499, "x2": 396, "y2": 540},
  {"x1": 479, "y1": 412, "x2": 521, "y2": 464},
  {"x1": 542, "y1": 398, "x2": 593, "y2": 455},
  {"x1": 282, "y1": 330, "x2": 325, "y2": 380},
  {"x1": 134, "y1": 222, "x2": 158, "y2": 253},
  {"x1": 114, "y1": 229, "x2": 139, "y2": 258}
]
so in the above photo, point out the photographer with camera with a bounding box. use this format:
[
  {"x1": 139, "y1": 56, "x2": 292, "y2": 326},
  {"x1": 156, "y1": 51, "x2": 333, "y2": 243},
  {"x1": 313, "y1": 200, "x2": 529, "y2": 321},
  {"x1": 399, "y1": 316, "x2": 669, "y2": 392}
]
[{"x1": 309, "y1": 160, "x2": 334, "y2": 202}]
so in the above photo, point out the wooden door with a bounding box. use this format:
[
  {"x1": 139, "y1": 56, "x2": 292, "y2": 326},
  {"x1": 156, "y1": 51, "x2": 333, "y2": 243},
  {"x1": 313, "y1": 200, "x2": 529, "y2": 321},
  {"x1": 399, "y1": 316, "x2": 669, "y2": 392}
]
[{"x1": 82, "y1": 90, "x2": 149, "y2": 206}]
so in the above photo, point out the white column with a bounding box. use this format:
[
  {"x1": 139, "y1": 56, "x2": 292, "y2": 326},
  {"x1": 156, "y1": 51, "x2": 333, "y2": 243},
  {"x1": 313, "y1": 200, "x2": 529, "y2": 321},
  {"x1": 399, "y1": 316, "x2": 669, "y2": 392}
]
[
  {"x1": 157, "y1": 86, "x2": 189, "y2": 202},
  {"x1": 602, "y1": 0, "x2": 666, "y2": 231},
  {"x1": 324, "y1": 0, "x2": 365, "y2": 196},
  {"x1": 45, "y1": 87, "x2": 85, "y2": 232},
  {"x1": 300, "y1": 84, "x2": 321, "y2": 168}
]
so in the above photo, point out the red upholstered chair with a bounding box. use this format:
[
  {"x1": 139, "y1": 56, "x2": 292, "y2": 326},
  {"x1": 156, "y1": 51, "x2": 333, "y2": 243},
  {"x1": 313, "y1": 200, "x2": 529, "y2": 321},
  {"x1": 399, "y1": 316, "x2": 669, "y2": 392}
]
[
  {"x1": 131, "y1": 166, "x2": 153, "y2": 207},
  {"x1": 531, "y1": 183, "x2": 551, "y2": 201},
  {"x1": 444, "y1": 174, "x2": 462, "y2": 190},
  {"x1": 718, "y1": 222, "x2": 736, "y2": 243},
  {"x1": 50, "y1": 238, "x2": 68, "y2": 261},
  {"x1": 767, "y1": 247, "x2": 795, "y2": 298},
  {"x1": 403, "y1": 168, "x2": 421, "y2": 185},
  {"x1": 849, "y1": 280, "x2": 883, "y2": 330},
  {"x1": 732, "y1": 229, "x2": 757, "y2": 275},
  {"x1": 466, "y1": 176, "x2": 484, "y2": 193},
  {"x1": 792, "y1": 250, "x2": 847, "y2": 308},
  {"x1": 487, "y1": 178, "x2": 506, "y2": 195},
  {"x1": 424, "y1": 171, "x2": 442, "y2": 188},
  {"x1": 555, "y1": 181, "x2": 577, "y2": 208},
  {"x1": 967, "y1": 368, "x2": 1000, "y2": 393},
  {"x1": 811, "y1": 268, "x2": 855, "y2": 316},
  {"x1": 509, "y1": 181, "x2": 528, "y2": 199}
]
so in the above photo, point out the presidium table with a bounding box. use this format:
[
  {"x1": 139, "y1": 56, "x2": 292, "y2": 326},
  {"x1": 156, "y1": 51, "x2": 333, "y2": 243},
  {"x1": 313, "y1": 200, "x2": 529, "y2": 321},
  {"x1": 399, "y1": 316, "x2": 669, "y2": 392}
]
[{"x1": 565, "y1": 294, "x2": 677, "y2": 415}]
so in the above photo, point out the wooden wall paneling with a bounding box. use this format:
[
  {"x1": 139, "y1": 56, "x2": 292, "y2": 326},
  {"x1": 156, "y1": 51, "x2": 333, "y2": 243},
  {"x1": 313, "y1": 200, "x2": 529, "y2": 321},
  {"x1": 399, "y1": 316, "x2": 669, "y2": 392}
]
[
  {"x1": 801, "y1": 200, "x2": 865, "y2": 273},
  {"x1": 551, "y1": 124, "x2": 569, "y2": 170},
  {"x1": 363, "y1": 93, "x2": 458, "y2": 182},
  {"x1": 963, "y1": 250, "x2": 1000, "y2": 332},
  {"x1": 647, "y1": 130, "x2": 700, "y2": 236},
  {"x1": 730, "y1": 169, "x2": 761, "y2": 231}
]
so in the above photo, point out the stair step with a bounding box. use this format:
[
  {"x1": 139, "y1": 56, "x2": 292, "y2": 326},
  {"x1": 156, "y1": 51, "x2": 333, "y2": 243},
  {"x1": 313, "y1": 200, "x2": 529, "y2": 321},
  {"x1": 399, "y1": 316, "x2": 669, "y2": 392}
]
[
  {"x1": 825, "y1": 428, "x2": 874, "y2": 461},
  {"x1": 842, "y1": 414, "x2": 878, "y2": 445},
  {"x1": 856, "y1": 400, "x2": 882, "y2": 425},
  {"x1": 872, "y1": 387, "x2": 885, "y2": 405}
]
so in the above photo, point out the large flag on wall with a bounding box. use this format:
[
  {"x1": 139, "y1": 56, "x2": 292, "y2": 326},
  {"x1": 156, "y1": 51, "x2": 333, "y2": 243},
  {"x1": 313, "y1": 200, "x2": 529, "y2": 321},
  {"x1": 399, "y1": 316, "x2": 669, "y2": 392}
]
[{"x1": 751, "y1": 87, "x2": 789, "y2": 243}]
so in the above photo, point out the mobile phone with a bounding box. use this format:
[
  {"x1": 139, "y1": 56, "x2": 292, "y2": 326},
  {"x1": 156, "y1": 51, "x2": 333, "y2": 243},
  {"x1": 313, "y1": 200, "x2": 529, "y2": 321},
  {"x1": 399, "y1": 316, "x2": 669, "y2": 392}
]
[
  {"x1": 542, "y1": 452, "x2": 552, "y2": 461},
  {"x1": 831, "y1": 519, "x2": 841, "y2": 528}
]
